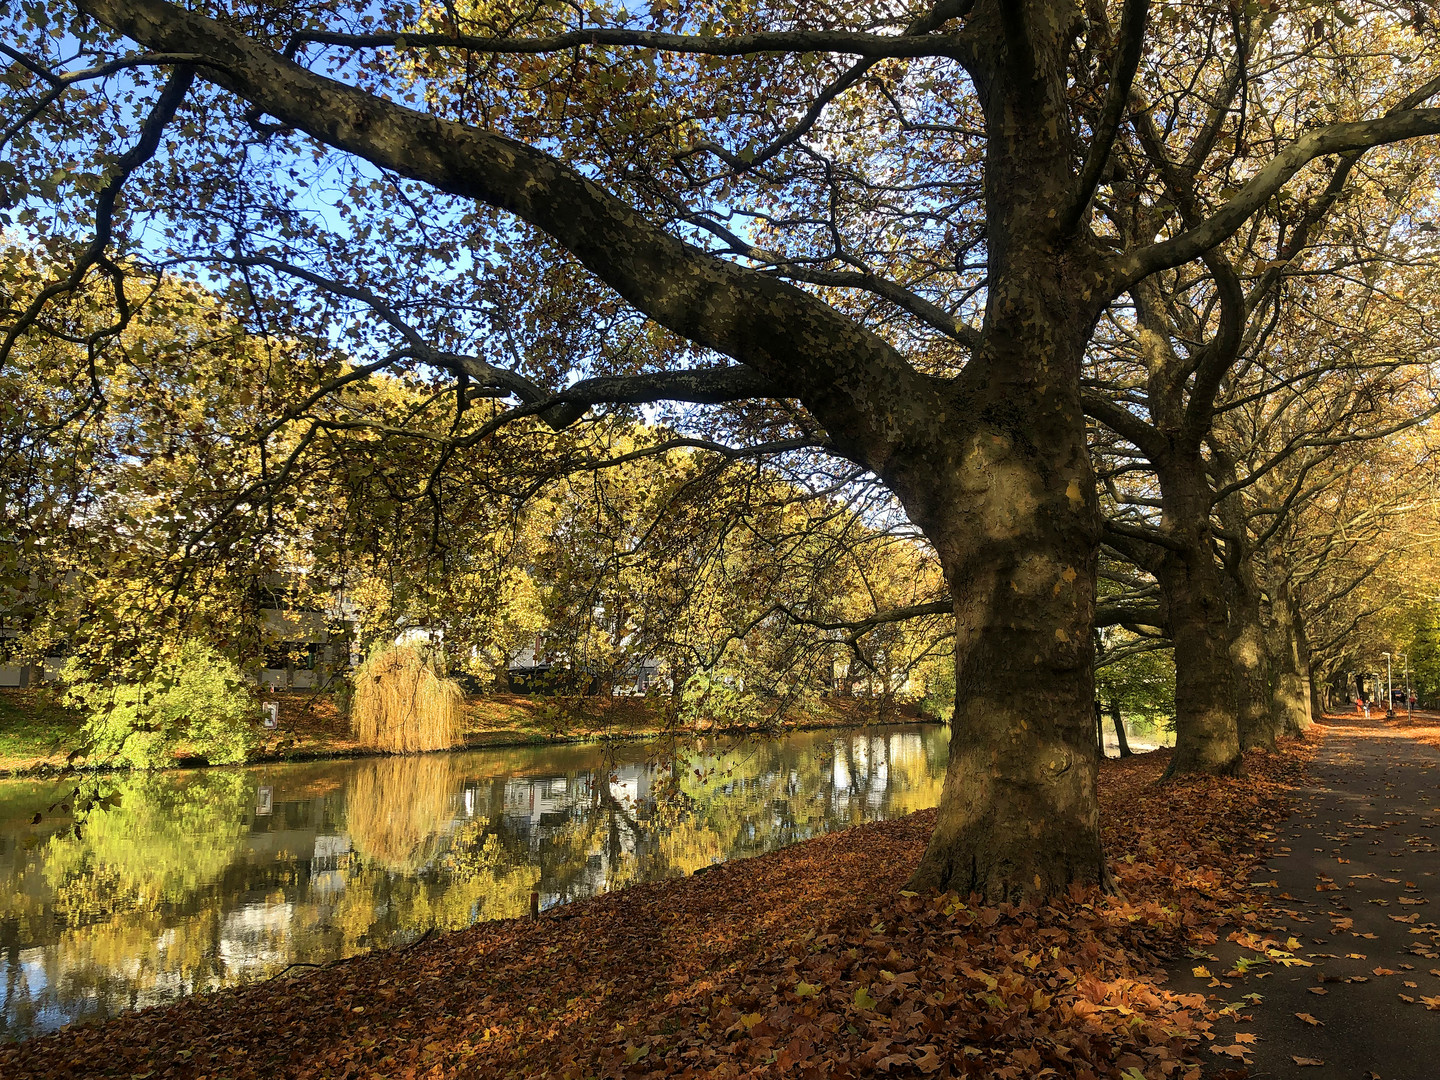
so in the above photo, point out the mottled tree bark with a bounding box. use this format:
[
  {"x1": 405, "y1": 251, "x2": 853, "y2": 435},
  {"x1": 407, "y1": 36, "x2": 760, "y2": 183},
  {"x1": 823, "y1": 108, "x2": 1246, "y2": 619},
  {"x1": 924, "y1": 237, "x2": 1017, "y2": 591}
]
[
  {"x1": 1214, "y1": 463, "x2": 1279, "y2": 750},
  {"x1": 1230, "y1": 589, "x2": 1279, "y2": 749},
  {"x1": 1154, "y1": 488, "x2": 1242, "y2": 777},
  {"x1": 1268, "y1": 561, "x2": 1313, "y2": 736},
  {"x1": 1307, "y1": 654, "x2": 1328, "y2": 721},
  {"x1": 1295, "y1": 602, "x2": 1322, "y2": 726},
  {"x1": 893, "y1": 300, "x2": 1106, "y2": 901}
]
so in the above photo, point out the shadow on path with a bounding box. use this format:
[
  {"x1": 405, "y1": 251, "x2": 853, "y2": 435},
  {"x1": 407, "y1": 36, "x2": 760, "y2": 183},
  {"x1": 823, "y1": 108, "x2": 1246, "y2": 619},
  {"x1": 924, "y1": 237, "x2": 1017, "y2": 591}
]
[{"x1": 1171, "y1": 714, "x2": 1440, "y2": 1079}]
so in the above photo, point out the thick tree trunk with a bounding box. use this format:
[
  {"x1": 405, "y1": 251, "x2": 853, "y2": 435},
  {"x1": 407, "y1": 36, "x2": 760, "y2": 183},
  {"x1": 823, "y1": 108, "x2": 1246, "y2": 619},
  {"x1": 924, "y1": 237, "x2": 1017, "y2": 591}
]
[
  {"x1": 1229, "y1": 598, "x2": 1279, "y2": 749},
  {"x1": 1221, "y1": 542, "x2": 1278, "y2": 749},
  {"x1": 1214, "y1": 460, "x2": 1278, "y2": 750},
  {"x1": 1295, "y1": 602, "x2": 1322, "y2": 728},
  {"x1": 896, "y1": 3, "x2": 1109, "y2": 903},
  {"x1": 1267, "y1": 564, "x2": 1313, "y2": 736},
  {"x1": 1154, "y1": 460, "x2": 1242, "y2": 776},
  {"x1": 897, "y1": 318, "x2": 1105, "y2": 903},
  {"x1": 906, "y1": 482, "x2": 1105, "y2": 902},
  {"x1": 1108, "y1": 698, "x2": 1133, "y2": 757}
]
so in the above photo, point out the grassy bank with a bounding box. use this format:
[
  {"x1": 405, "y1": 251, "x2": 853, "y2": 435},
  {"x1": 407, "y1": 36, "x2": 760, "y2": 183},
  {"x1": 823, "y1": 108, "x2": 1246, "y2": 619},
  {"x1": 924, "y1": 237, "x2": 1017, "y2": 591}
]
[
  {"x1": 0, "y1": 735, "x2": 1318, "y2": 1079},
  {"x1": 0, "y1": 687, "x2": 931, "y2": 776},
  {"x1": 0, "y1": 690, "x2": 83, "y2": 774}
]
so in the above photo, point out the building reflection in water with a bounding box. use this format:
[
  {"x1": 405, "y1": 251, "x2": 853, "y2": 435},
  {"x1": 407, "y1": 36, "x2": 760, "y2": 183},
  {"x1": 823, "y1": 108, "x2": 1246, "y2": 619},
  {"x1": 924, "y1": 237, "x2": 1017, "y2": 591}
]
[{"x1": 0, "y1": 723, "x2": 947, "y2": 1039}]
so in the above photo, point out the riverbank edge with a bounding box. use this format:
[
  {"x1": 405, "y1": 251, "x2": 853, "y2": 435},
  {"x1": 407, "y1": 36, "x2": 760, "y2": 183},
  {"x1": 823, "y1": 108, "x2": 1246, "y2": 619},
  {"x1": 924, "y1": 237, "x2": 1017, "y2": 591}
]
[
  {"x1": 0, "y1": 734, "x2": 1320, "y2": 1079},
  {"x1": 0, "y1": 710, "x2": 946, "y2": 780}
]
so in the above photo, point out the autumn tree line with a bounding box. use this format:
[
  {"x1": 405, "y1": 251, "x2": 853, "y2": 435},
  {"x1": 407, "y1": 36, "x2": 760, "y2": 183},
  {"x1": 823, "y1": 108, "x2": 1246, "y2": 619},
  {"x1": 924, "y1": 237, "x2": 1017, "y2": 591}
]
[
  {"x1": 0, "y1": 272, "x2": 955, "y2": 710},
  {"x1": 4, "y1": 0, "x2": 1440, "y2": 899}
]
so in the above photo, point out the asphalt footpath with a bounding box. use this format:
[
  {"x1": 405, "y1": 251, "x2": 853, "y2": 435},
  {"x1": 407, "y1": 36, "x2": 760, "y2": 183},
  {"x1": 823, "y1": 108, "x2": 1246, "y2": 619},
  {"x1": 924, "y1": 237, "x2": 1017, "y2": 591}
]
[{"x1": 1170, "y1": 714, "x2": 1440, "y2": 1079}]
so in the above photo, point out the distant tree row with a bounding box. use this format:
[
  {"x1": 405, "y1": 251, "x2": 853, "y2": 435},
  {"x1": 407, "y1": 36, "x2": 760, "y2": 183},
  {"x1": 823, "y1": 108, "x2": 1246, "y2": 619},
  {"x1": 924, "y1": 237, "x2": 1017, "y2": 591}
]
[{"x1": 0, "y1": 268, "x2": 952, "y2": 717}]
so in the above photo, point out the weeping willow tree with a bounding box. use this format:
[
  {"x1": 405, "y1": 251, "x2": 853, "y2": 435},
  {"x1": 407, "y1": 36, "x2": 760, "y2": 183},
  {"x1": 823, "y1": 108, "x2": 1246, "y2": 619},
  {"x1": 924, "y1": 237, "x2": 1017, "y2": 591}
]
[
  {"x1": 344, "y1": 755, "x2": 461, "y2": 873},
  {"x1": 351, "y1": 646, "x2": 463, "y2": 754}
]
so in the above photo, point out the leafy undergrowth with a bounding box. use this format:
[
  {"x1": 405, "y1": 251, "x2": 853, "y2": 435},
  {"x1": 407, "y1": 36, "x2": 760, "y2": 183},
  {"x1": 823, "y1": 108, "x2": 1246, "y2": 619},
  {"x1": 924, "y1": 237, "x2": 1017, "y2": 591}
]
[
  {"x1": 0, "y1": 738, "x2": 1316, "y2": 1080},
  {"x1": 0, "y1": 689, "x2": 86, "y2": 773}
]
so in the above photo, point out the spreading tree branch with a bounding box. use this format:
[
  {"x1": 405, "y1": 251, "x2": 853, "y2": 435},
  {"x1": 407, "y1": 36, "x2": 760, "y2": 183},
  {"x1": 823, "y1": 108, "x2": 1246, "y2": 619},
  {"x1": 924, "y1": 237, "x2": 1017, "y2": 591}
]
[
  {"x1": 74, "y1": 0, "x2": 937, "y2": 473},
  {"x1": 1060, "y1": 0, "x2": 1150, "y2": 234},
  {"x1": 1110, "y1": 101, "x2": 1440, "y2": 291},
  {"x1": 1, "y1": 66, "x2": 194, "y2": 367}
]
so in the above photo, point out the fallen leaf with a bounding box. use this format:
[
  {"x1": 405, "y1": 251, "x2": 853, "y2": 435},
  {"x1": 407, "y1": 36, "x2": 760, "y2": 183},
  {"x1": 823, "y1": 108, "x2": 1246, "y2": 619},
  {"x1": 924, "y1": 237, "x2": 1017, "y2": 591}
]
[{"x1": 1211, "y1": 1044, "x2": 1250, "y2": 1059}]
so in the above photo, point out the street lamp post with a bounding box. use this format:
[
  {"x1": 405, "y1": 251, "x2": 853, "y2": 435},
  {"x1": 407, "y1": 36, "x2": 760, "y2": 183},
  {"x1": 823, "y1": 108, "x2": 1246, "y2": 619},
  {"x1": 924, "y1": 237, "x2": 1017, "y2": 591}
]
[{"x1": 1382, "y1": 652, "x2": 1394, "y2": 718}]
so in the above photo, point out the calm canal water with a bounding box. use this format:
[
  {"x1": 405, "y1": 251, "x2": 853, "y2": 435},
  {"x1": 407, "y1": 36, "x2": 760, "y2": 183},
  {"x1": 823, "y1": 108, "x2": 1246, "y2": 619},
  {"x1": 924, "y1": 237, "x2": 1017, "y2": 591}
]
[{"x1": 0, "y1": 723, "x2": 948, "y2": 1039}]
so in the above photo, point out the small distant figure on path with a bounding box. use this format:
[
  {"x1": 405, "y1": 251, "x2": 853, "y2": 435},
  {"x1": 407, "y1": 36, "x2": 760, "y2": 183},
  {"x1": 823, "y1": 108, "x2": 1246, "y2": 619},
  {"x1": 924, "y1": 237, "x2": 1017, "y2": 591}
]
[
  {"x1": 1362, "y1": 698, "x2": 1372, "y2": 719},
  {"x1": 1356, "y1": 696, "x2": 1364, "y2": 717}
]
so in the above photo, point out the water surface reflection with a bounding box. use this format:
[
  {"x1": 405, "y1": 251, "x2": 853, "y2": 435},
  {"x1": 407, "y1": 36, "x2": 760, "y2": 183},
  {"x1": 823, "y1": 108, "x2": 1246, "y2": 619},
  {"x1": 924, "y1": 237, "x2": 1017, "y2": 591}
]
[{"x1": 0, "y1": 723, "x2": 947, "y2": 1039}]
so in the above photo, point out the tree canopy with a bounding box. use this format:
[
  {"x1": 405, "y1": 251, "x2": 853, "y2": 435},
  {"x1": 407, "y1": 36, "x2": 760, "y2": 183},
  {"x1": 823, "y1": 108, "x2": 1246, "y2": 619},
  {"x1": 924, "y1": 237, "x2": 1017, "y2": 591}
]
[{"x1": 5, "y1": 0, "x2": 1440, "y2": 900}]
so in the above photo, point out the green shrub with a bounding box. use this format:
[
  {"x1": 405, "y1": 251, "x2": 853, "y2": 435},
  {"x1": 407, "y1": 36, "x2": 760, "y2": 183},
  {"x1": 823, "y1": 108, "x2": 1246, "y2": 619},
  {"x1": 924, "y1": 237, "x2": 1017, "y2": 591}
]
[
  {"x1": 920, "y1": 661, "x2": 955, "y2": 722},
  {"x1": 62, "y1": 641, "x2": 258, "y2": 768}
]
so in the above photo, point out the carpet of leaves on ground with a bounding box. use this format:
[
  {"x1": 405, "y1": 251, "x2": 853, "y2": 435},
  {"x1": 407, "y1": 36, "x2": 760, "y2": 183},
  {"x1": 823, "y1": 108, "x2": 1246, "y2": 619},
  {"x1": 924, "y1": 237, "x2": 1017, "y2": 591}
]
[
  {"x1": 1382, "y1": 708, "x2": 1440, "y2": 751},
  {"x1": 0, "y1": 737, "x2": 1316, "y2": 1080}
]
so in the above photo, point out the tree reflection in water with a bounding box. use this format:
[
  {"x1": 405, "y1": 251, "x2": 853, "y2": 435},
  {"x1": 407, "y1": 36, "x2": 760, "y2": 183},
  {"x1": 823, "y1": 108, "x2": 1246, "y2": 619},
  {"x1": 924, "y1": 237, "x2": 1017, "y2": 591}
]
[
  {"x1": 345, "y1": 756, "x2": 461, "y2": 874},
  {"x1": 0, "y1": 723, "x2": 946, "y2": 1039}
]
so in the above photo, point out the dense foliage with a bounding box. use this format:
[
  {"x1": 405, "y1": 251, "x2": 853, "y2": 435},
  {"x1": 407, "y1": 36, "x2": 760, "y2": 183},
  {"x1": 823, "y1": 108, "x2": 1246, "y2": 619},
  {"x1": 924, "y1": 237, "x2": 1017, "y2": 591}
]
[
  {"x1": 4, "y1": 0, "x2": 1440, "y2": 898},
  {"x1": 61, "y1": 639, "x2": 257, "y2": 767}
]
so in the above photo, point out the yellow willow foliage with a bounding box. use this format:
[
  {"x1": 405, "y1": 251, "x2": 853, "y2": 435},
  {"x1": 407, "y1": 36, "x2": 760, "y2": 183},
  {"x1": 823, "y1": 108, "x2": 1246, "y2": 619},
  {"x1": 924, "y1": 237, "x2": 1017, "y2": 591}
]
[
  {"x1": 345, "y1": 755, "x2": 460, "y2": 874},
  {"x1": 351, "y1": 646, "x2": 462, "y2": 753}
]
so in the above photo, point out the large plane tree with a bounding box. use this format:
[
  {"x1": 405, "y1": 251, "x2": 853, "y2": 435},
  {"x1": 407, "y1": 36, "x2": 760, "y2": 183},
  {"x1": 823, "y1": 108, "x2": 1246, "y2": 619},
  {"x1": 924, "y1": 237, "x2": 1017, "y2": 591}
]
[{"x1": 4, "y1": 0, "x2": 1439, "y2": 900}]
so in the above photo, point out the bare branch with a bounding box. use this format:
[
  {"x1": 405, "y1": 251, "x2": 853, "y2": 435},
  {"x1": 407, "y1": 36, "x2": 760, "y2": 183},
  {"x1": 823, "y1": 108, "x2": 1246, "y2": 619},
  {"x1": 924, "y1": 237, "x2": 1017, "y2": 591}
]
[
  {"x1": 1, "y1": 66, "x2": 194, "y2": 367},
  {"x1": 1060, "y1": 0, "x2": 1150, "y2": 234},
  {"x1": 772, "y1": 599, "x2": 952, "y2": 638},
  {"x1": 282, "y1": 26, "x2": 972, "y2": 62},
  {"x1": 1081, "y1": 390, "x2": 1165, "y2": 462},
  {"x1": 538, "y1": 367, "x2": 788, "y2": 429},
  {"x1": 688, "y1": 0, "x2": 980, "y2": 173},
  {"x1": 687, "y1": 214, "x2": 982, "y2": 347},
  {"x1": 1110, "y1": 102, "x2": 1440, "y2": 291}
]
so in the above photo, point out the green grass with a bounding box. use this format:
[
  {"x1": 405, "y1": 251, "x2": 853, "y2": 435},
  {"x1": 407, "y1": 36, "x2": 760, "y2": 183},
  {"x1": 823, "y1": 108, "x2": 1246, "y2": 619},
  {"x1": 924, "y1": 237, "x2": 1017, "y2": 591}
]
[{"x1": 0, "y1": 689, "x2": 85, "y2": 768}]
